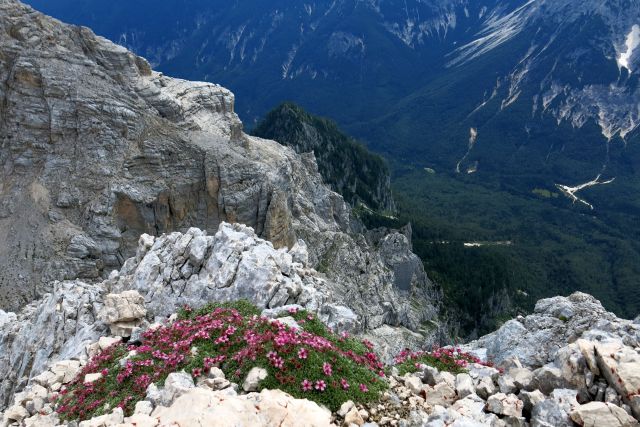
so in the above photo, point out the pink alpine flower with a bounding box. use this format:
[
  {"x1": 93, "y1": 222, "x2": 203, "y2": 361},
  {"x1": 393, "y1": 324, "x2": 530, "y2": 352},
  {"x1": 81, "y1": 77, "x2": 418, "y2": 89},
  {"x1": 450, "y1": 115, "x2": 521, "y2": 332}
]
[
  {"x1": 314, "y1": 380, "x2": 327, "y2": 391},
  {"x1": 359, "y1": 383, "x2": 369, "y2": 393},
  {"x1": 272, "y1": 356, "x2": 284, "y2": 369},
  {"x1": 301, "y1": 379, "x2": 313, "y2": 391},
  {"x1": 340, "y1": 378, "x2": 350, "y2": 390},
  {"x1": 297, "y1": 348, "x2": 308, "y2": 359},
  {"x1": 215, "y1": 334, "x2": 229, "y2": 344},
  {"x1": 322, "y1": 362, "x2": 333, "y2": 376}
]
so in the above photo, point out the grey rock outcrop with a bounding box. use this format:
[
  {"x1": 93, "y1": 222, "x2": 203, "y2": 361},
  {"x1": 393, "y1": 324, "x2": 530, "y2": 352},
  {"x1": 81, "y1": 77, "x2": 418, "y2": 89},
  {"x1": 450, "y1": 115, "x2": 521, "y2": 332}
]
[
  {"x1": 0, "y1": 281, "x2": 106, "y2": 409},
  {"x1": 0, "y1": 0, "x2": 440, "y2": 338},
  {"x1": 2, "y1": 286, "x2": 639, "y2": 426},
  {"x1": 466, "y1": 292, "x2": 640, "y2": 368},
  {"x1": 0, "y1": 221, "x2": 440, "y2": 410}
]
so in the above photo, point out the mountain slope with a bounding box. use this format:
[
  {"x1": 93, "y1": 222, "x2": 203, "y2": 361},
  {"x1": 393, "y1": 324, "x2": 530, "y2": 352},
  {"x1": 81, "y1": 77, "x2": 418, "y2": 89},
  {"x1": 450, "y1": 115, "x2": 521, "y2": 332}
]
[
  {"x1": 253, "y1": 102, "x2": 395, "y2": 212},
  {"x1": 0, "y1": 0, "x2": 442, "y2": 351},
  {"x1": 22, "y1": 0, "x2": 640, "y2": 211},
  {"x1": 19, "y1": 0, "x2": 640, "y2": 330}
]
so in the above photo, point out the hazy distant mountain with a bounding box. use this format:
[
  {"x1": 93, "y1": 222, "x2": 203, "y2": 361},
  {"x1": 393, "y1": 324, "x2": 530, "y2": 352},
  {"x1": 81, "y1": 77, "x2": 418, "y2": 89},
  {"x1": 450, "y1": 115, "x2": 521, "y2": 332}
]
[{"x1": 25, "y1": 0, "x2": 640, "y2": 202}]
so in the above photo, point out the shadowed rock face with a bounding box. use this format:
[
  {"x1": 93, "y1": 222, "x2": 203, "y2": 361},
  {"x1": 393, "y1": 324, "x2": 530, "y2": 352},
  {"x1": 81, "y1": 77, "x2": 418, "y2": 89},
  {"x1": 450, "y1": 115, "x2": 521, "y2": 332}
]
[
  {"x1": 0, "y1": 1, "x2": 441, "y2": 349},
  {"x1": 0, "y1": 0, "x2": 352, "y2": 310}
]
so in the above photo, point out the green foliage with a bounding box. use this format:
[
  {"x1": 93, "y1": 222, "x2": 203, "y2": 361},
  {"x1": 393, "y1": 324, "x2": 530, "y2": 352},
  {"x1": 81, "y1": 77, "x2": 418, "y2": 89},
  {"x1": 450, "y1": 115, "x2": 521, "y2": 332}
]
[
  {"x1": 388, "y1": 168, "x2": 640, "y2": 337},
  {"x1": 393, "y1": 347, "x2": 490, "y2": 376},
  {"x1": 252, "y1": 102, "x2": 393, "y2": 212},
  {"x1": 178, "y1": 299, "x2": 260, "y2": 320}
]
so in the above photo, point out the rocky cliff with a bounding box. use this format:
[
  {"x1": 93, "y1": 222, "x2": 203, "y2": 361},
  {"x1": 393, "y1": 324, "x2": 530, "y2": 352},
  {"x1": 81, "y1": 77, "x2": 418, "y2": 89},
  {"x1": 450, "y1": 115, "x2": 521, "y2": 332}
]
[
  {"x1": 252, "y1": 102, "x2": 396, "y2": 213},
  {"x1": 0, "y1": 0, "x2": 446, "y2": 411},
  {"x1": 2, "y1": 257, "x2": 639, "y2": 426},
  {"x1": 0, "y1": 0, "x2": 438, "y2": 343}
]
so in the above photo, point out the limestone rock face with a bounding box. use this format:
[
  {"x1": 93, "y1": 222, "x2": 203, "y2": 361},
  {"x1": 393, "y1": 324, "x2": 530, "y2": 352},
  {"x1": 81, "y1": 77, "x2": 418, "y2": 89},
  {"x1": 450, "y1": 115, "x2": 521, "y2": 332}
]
[
  {"x1": 0, "y1": 281, "x2": 106, "y2": 409},
  {"x1": 467, "y1": 293, "x2": 640, "y2": 368},
  {"x1": 0, "y1": 0, "x2": 440, "y2": 350}
]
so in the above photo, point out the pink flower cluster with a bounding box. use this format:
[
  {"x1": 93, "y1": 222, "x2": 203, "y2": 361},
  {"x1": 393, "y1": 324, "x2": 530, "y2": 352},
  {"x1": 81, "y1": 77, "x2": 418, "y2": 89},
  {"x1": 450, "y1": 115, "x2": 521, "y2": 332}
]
[
  {"x1": 57, "y1": 304, "x2": 388, "y2": 421},
  {"x1": 393, "y1": 346, "x2": 494, "y2": 373}
]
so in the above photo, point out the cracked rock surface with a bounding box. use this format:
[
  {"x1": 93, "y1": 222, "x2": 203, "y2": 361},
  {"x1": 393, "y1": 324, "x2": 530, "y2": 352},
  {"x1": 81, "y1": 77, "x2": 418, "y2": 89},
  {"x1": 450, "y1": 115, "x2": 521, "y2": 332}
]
[{"x1": 0, "y1": 1, "x2": 440, "y2": 339}]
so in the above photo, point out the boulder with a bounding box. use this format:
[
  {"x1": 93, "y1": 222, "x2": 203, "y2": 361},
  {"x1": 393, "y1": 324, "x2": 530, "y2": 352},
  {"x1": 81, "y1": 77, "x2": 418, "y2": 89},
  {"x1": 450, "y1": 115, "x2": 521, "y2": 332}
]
[
  {"x1": 424, "y1": 382, "x2": 457, "y2": 407},
  {"x1": 243, "y1": 367, "x2": 268, "y2": 392},
  {"x1": 338, "y1": 400, "x2": 356, "y2": 418},
  {"x1": 51, "y1": 360, "x2": 81, "y2": 384},
  {"x1": 531, "y1": 399, "x2": 573, "y2": 427},
  {"x1": 99, "y1": 291, "x2": 146, "y2": 324},
  {"x1": 498, "y1": 375, "x2": 518, "y2": 394},
  {"x1": 570, "y1": 402, "x2": 639, "y2": 427},
  {"x1": 531, "y1": 365, "x2": 566, "y2": 395},
  {"x1": 152, "y1": 388, "x2": 332, "y2": 426},
  {"x1": 451, "y1": 393, "x2": 497, "y2": 424},
  {"x1": 404, "y1": 375, "x2": 425, "y2": 396},
  {"x1": 98, "y1": 336, "x2": 122, "y2": 350},
  {"x1": 99, "y1": 291, "x2": 146, "y2": 337},
  {"x1": 509, "y1": 367, "x2": 534, "y2": 391},
  {"x1": 519, "y1": 389, "x2": 546, "y2": 417},
  {"x1": 423, "y1": 365, "x2": 439, "y2": 386},
  {"x1": 555, "y1": 344, "x2": 588, "y2": 390},
  {"x1": 344, "y1": 407, "x2": 365, "y2": 426},
  {"x1": 3, "y1": 405, "x2": 29, "y2": 423},
  {"x1": 485, "y1": 393, "x2": 523, "y2": 417},
  {"x1": 576, "y1": 339, "x2": 600, "y2": 375},
  {"x1": 164, "y1": 371, "x2": 195, "y2": 403},
  {"x1": 594, "y1": 340, "x2": 640, "y2": 419},
  {"x1": 476, "y1": 376, "x2": 497, "y2": 400},
  {"x1": 456, "y1": 373, "x2": 475, "y2": 399},
  {"x1": 134, "y1": 401, "x2": 154, "y2": 416}
]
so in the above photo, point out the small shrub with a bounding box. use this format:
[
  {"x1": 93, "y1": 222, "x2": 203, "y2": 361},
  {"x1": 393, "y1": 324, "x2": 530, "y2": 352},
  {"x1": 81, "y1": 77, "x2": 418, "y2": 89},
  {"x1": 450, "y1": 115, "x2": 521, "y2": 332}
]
[
  {"x1": 56, "y1": 302, "x2": 387, "y2": 421},
  {"x1": 393, "y1": 347, "x2": 493, "y2": 376}
]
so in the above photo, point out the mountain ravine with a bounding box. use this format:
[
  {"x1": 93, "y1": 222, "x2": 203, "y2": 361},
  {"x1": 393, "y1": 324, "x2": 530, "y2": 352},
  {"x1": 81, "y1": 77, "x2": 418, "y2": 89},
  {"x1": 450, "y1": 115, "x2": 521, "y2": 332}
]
[
  {"x1": 21, "y1": 0, "x2": 640, "y2": 332},
  {"x1": 1, "y1": 2, "x2": 640, "y2": 427},
  {"x1": 0, "y1": 0, "x2": 442, "y2": 349}
]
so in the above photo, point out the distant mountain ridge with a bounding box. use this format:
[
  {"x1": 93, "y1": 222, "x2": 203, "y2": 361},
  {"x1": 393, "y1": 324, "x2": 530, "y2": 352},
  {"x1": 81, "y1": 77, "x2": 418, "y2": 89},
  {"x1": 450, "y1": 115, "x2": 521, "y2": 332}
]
[
  {"x1": 253, "y1": 103, "x2": 395, "y2": 213},
  {"x1": 22, "y1": 0, "x2": 640, "y2": 204}
]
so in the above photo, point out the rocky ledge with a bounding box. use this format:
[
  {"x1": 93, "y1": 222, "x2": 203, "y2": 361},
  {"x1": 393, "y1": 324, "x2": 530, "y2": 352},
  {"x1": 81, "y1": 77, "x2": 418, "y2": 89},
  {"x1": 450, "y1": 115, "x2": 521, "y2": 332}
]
[
  {"x1": 1, "y1": 282, "x2": 639, "y2": 426},
  {"x1": 0, "y1": 222, "x2": 441, "y2": 412}
]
